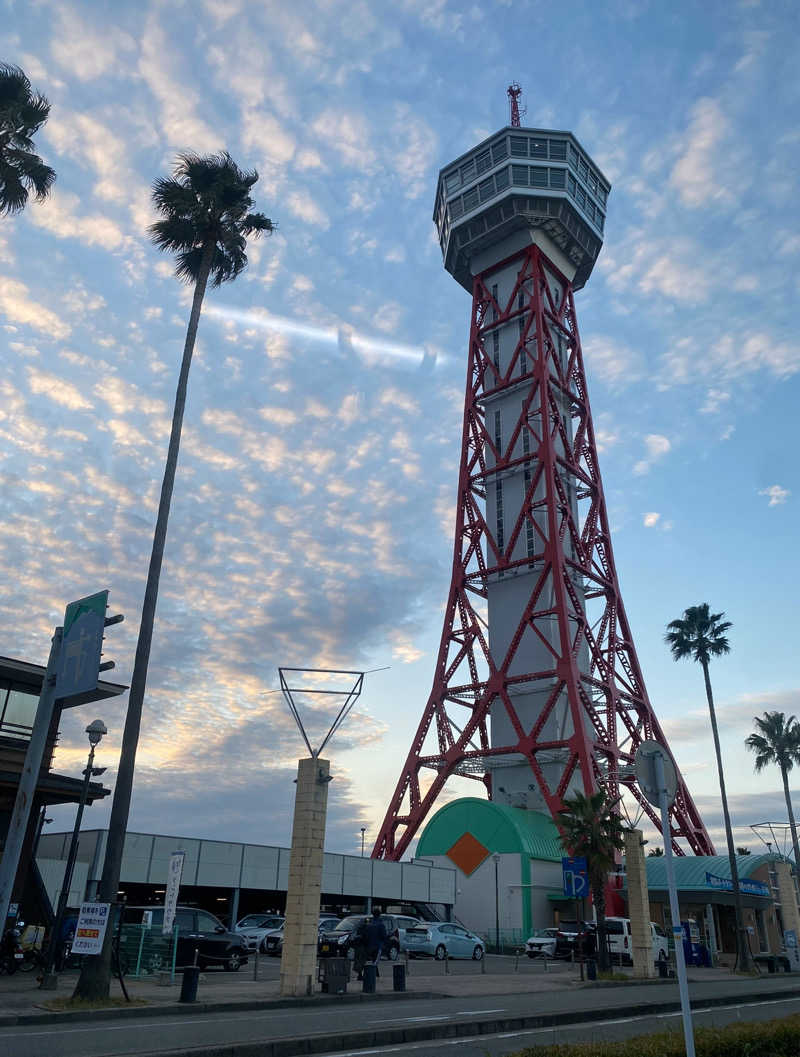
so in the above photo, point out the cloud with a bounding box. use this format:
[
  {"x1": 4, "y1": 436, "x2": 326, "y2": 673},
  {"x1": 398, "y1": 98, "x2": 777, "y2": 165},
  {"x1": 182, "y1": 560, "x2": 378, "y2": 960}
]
[
  {"x1": 670, "y1": 98, "x2": 733, "y2": 208},
  {"x1": 759, "y1": 485, "x2": 790, "y2": 507},
  {"x1": 582, "y1": 335, "x2": 643, "y2": 389},
  {"x1": 50, "y1": 7, "x2": 135, "y2": 81},
  {"x1": 286, "y1": 190, "x2": 330, "y2": 229},
  {"x1": 643, "y1": 512, "x2": 660, "y2": 528},
  {"x1": 0, "y1": 278, "x2": 71, "y2": 339},
  {"x1": 28, "y1": 191, "x2": 126, "y2": 251},
  {"x1": 633, "y1": 434, "x2": 671, "y2": 475},
  {"x1": 26, "y1": 367, "x2": 93, "y2": 411}
]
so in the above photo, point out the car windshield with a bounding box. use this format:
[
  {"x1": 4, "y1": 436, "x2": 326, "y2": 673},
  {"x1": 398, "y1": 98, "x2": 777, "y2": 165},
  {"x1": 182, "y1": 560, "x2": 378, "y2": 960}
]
[
  {"x1": 332, "y1": 916, "x2": 364, "y2": 931},
  {"x1": 238, "y1": 915, "x2": 281, "y2": 928}
]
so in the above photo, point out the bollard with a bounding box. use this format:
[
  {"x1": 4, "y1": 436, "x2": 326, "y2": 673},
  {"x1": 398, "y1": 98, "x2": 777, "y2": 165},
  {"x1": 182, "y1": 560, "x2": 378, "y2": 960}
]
[
  {"x1": 444, "y1": 949, "x2": 449, "y2": 974},
  {"x1": 392, "y1": 962, "x2": 406, "y2": 992},
  {"x1": 404, "y1": 950, "x2": 410, "y2": 978},
  {"x1": 481, "y1": 950, "x2": 487, "y2": 974},
  {"x1": 253, "y1": 948, "x2": 259, "y2": 980},
  {"x1": 658, "y1": 957, "x2": 668, "y2": 979},
  {"x1": 586, "y1": 958, "x2": 597, "y2": 982},
  {"x1": 362, "y1": 963, "x2": 376, "y2": 994},
  {"x1": 179, "y1": 966, "x2": 200, "y2": 1003},
  {"x1": 543, "y1": 956, "x2": 549, "y2": 973},
  {"x1": 514, "y1": 949, "x2": 520, "y2": 972}
]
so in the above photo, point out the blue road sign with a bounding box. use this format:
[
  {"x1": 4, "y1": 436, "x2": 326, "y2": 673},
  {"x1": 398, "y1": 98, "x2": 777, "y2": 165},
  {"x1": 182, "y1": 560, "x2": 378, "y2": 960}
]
[
  {"x1": 56, "y1": 590, "x2": 108, "y2": 702},
  {"x1": 562, "y1": 856, "x2": 589, "y2": 899}
]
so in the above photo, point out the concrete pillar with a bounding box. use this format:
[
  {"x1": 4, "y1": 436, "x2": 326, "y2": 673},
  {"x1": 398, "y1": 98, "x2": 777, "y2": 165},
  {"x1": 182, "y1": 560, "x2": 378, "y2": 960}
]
[
  {"x1": 280, "y1": 757, "x2": 330, "y2": 997},
  {"x1": 229, "y1": 887, "x2": 240, "y2": 930},
  {"x1": 776, "y1": 860, "x2": 800, "y2": 937},
  {"x1": 624, "y1": 828, "x2": 654, "y2": 978}
]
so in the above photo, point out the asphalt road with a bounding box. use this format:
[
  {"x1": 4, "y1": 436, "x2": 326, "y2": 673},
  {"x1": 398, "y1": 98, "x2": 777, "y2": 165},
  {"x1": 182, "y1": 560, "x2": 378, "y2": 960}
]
[
  {"x1": 2, "y1": 977, "x2": 800, "y2": 1057},
  {"x1": 313, "y1": 994, "x2": 800, "y2": 1057}
]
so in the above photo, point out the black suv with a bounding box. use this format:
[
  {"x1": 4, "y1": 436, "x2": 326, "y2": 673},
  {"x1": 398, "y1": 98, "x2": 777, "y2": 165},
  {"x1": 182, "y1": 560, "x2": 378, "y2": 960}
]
[
  {"x1": 126, "y1": 906, "x2": 248, "y2": 971},
  {"x1": 318, "y1": 914, "x2": 403, "y2": 961}
]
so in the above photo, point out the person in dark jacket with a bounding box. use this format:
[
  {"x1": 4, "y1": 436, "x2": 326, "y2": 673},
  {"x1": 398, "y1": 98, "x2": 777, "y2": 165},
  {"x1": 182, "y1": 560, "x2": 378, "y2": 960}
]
[
  {"x1": 364, "y1": 909, "x2": 387, "y2": 976},
  {"x1": 353, "y1": 917, "x2": 368, "y2": 981}
]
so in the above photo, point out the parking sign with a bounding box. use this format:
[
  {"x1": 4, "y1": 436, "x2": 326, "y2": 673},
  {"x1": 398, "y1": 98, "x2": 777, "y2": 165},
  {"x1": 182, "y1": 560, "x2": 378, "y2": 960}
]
[{"x1": 562, "y1": 856, "x2": 589, "y2": 899}]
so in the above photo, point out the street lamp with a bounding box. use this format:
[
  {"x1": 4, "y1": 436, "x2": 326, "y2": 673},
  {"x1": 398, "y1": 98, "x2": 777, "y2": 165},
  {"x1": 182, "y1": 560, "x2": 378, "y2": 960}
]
[
  {"x1": 360, "y1": 827, "x2": 366, "y2": 857},
  {"x1": 41, "y1": 719, "x2": 107, "y2": 988},
  {"x1": 492, "y1": 854, "x2": 501, "y2": 955}
]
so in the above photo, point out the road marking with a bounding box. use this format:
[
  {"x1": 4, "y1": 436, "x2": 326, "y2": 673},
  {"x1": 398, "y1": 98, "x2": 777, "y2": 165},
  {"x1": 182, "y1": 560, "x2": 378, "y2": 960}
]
[
  {"x1": 314, "y1": 995, "x2": 800, "y2": 1057},
  {"x1": 373, "y1": 1009, "x2": 504, "y2": 1025}
]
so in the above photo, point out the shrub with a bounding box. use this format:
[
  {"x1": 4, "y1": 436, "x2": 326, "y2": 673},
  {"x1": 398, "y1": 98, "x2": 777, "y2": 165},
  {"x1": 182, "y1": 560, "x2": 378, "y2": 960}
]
[{"x1": 510, "y1": 1013, "x2": 800, "y2": 1057}]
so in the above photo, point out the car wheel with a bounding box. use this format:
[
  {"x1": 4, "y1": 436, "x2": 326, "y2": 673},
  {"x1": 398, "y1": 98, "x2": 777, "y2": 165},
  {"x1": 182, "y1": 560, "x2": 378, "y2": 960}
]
[
  {"x1": 225, "y1": 950, "x2": 243, "y2": 972},
  {"x1": 434, "y1": 944, "x2": 447, "y2": 961},
  {"x1": 386, "y1": 944, "x2": 399, "y2": 961},
  {"x1": 527, "y1": 952, "x2": 536, "y2": 959},
  {"x1": 472, "y1": 945, "x2": 484, "y2": 961}
]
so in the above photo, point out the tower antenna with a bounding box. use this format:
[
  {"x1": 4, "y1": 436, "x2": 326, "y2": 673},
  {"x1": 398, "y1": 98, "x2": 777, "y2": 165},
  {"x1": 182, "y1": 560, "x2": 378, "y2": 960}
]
[{"x1": 507, "y1": 83, "x2": 525, "y2": 127}]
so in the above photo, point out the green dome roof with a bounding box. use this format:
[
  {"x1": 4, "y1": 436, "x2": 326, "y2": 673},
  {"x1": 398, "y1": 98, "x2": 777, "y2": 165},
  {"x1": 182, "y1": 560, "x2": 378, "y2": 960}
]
[{"x1": 416, "y1": 797, "x2": 564, "y2": 861}]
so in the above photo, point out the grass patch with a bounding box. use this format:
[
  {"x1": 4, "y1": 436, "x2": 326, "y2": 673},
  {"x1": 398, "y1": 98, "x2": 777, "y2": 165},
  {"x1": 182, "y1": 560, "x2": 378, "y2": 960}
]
[
  {"x1": 510, "y1": 1012, "x2": 800, "y2": 1056},
  {"x1": 594, "y1": 971, "x2": 631, "y2": 982},
  {"x1": 40, "y1": 996, "x2": 149, "y2": 1012}
]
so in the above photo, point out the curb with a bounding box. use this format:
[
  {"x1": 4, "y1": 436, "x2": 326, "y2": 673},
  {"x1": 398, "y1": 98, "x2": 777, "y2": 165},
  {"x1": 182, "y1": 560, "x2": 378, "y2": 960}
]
[
  {"x1": 0, "y1": 989, "x2": 446, "y2": 1028},
  {"x1": 125, "y1": 984, "x2": 800, "y2": 1057}
]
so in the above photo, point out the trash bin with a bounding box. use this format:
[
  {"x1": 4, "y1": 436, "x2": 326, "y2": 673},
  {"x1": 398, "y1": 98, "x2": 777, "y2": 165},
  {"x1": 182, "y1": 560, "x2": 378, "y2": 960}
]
[
  {"x1": 179, "y1": 966, "x2": 200, "y2": 1003},
  {"x1": 393, "y1": 963, "x2": 406, "y2": 992},
  {"x1": 362, "y1": 963, "x2": 377, "y2": 993},
  {"x1": 320, "y1": 957, "x2": 350, "y2": 994},
  {"x1": 586, "y1": 958, "x2": 597, "y2": 981}
]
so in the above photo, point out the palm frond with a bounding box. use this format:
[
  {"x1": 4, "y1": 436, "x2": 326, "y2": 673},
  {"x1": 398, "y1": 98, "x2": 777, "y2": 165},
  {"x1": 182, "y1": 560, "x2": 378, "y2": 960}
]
[
  {"x1": 0, "y1": 159, "x2": 27, "y2": 214},
  {"x1": 149, "y1": 217, "x2": 200, "y2": 254}
]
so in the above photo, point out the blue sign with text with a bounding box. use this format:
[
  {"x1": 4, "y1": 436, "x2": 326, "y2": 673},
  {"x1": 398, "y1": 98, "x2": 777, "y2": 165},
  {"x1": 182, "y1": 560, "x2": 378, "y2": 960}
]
[{"x1": 562, "y1": 856, "x2": 589, "y2": 899}]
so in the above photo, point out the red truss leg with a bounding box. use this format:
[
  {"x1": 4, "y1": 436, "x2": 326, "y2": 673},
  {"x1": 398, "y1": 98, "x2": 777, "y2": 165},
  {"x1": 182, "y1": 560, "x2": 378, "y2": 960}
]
[{"x1": 373, "y1": 243, "x2": 713, "y2": 861}]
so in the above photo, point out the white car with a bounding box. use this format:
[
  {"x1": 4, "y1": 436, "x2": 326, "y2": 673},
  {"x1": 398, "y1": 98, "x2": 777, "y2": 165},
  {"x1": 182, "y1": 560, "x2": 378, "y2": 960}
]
[
  {"x1": 234, "y1": 914, "x2": 284, "y2": 951},
  {"x1": 603, "y1": 917, "x2": 669, "y2": 965},
  {"x1": 525, "y1": 927, "x2": 560, "y2": 958}
]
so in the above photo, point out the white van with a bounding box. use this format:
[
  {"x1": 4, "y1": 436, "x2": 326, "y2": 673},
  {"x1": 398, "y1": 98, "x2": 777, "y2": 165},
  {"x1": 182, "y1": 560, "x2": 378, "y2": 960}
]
[{"x1": 603, "y1": 917, "x2": 669, "y2": 964}]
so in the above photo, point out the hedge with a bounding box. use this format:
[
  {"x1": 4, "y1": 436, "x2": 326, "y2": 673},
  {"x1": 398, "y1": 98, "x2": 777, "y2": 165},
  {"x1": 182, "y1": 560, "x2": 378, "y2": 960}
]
[{"x1": 511, "y1": 1013, "x2": 800, "y2": 1057}]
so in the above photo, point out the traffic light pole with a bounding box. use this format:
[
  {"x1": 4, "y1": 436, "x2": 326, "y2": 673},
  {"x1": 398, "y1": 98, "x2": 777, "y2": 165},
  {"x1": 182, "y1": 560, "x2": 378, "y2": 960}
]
[{"x1": 0, "y1": 628, "x2": 62, "y2": 932}]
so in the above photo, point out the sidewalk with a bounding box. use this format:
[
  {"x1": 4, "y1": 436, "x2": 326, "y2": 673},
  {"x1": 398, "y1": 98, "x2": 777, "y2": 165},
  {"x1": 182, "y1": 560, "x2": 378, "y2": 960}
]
[{"x1": 0, "y1": 960, "x2": 795, "y2": 1026}]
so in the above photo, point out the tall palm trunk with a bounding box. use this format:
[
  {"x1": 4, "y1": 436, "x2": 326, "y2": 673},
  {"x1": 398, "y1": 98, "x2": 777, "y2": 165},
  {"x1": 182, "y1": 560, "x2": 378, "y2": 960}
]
[
  {"x1": 594, "y1": 881, "x2": 609, "y2": 971},
  {"x1": 702, "y1": 659, "x2": 750, "y2": 971},
  {"x1": 780, "y1": 764, "x2": 800, "y2": 879},
  {"x1": 74, "y1": 240, "x2": 215, "y2": 999}
]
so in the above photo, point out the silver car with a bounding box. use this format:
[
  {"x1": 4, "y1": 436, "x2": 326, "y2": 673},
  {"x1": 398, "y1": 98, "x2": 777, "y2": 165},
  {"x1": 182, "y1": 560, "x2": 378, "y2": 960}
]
[
  {"x1": 403, "y1": 922, "x2": 485, "y2": 961},
  {"x1": 235, "y1": 914, "x2": 284, "y2": 951},
  {"x1": 262, "y1": 915, "x2": 341, "y2": 955}
]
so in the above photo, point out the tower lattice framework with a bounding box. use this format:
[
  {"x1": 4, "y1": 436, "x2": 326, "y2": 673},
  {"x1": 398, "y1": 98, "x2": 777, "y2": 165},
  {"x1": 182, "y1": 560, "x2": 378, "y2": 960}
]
[{"x1": 374, "y1": 242, "x2": 714, "y2": 861}]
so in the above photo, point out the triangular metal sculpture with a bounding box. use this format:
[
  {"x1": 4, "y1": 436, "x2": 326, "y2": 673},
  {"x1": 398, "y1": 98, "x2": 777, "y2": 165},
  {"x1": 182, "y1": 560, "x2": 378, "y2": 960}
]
[{"x1": 278, "y1": 667, "x2": 364, "y2": 758}]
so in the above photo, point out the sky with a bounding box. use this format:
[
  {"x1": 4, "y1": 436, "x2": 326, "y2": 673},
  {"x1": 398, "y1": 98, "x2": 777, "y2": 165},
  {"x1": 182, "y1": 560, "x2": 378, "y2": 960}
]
[{"x1": 1, "y1": 0, "x2": 799, "y2": 862}]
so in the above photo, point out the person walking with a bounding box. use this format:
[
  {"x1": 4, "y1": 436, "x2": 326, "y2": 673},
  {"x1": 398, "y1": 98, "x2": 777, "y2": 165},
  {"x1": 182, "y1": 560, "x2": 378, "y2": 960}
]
[
  {"x1": 353, "y1": 917, "x2": 368, "y2": 981},
  {"x1": 364, "y1": 909, "x2": 387, "y2": 977}
]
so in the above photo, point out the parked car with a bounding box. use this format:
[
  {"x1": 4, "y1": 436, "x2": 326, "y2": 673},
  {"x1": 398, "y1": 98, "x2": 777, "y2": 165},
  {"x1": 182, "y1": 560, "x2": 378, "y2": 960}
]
[
  {"x1": 235, "y1": 914, "x2": 285, "y2": 951},
  {"x1": 602, "y1": 917, "x2": 669, "y2": 965},
  {"x1": 262, "y1": 915, "x2": 341, "y2": 956},
  {"x1": 318, "y1": 914, "x2": 403, "y2": 960},
  {"x1": 550, "y1": 920, "x2": 587, "y2": 957},
  {"x1": 395, "y1": 915, "x2": 423, "y2": 951},
  {"x1": 525, "y1": 927, "x2": 560, "y2": 958},
  {"x1": 126, "y1": 906, "x2": 248, "y2": 971},
  {"x1": 402, "y1": 922, "x2": 485, "y2": 961}
]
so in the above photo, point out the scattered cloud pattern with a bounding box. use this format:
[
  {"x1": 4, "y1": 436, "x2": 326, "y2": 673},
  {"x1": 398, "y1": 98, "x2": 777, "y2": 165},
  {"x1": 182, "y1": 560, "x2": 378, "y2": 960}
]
[{"x1": 1, "y1": 1, "x2": 798, "y2": 855}]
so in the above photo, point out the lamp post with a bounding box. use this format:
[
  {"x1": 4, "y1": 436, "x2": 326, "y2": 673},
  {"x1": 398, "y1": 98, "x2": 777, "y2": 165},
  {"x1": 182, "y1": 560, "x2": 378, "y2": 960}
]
[
  {"x1": 360, "y1": 827, "x2": 366, "y2": 857},
  {"x1": 492, "y1": 853, "x2": 501, "y2": 955},
  {"x1": 41, "y1": 719, "x2": 107, "y2": 988}
]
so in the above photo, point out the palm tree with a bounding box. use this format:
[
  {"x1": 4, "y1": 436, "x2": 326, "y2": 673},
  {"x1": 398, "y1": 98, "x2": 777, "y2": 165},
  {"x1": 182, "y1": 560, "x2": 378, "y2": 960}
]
[
  {"x1": 746, "y1": 711, "x2": 800, "y2": 871},
  {"x1": 0, "y1": 63, "x2": 55, "y2": 214},
  {"x1": 558, "y1": 789, "x2": 625, "y2": 971},
  {"x1": 74, "y1": 153, "x2": 273, "y2": 1000},
  {"x1": 665, "y1": 603, "x2": 751, "y2": 970}
]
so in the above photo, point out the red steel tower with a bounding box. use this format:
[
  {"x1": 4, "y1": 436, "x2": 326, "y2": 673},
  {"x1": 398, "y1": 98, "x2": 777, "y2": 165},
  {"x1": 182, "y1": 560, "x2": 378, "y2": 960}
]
[{"x1": 374, "y1": 124, "x2": 714, "y2": 861}]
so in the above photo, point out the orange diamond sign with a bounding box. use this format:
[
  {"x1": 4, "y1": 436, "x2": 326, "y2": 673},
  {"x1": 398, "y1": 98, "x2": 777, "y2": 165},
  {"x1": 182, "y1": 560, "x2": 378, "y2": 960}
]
[{"x1": 446, "y1": 832, "x2": 490, "y2": 876}]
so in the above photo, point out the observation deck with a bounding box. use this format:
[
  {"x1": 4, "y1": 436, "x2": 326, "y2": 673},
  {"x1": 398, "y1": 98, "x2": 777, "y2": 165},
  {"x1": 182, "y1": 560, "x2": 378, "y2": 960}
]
[{"x1": 434, "y1": 127, "x2": 611, "y2": 291}]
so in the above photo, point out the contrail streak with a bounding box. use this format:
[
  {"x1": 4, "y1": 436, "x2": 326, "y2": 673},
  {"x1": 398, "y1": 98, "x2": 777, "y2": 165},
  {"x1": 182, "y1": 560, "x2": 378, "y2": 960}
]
[{"x1": 206, "y1": 304, "x2": 444, "y2": 369}]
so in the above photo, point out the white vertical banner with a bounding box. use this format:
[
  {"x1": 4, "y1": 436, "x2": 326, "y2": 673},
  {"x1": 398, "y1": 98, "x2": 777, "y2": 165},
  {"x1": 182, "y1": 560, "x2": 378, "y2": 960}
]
[{"x1": 163, "y1": 851, "x2": 185, "y2": 935}]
